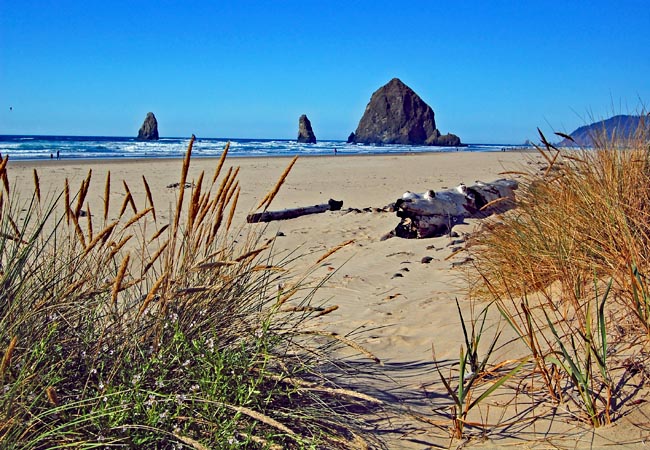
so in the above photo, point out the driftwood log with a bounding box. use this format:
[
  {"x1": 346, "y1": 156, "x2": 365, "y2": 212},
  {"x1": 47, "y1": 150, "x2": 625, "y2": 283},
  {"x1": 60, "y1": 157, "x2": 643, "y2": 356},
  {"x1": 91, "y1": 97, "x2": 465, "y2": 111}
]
[
  {"x1": 390, "y1": 179, "x2": 518, "y2": 238},
  {"x1": 247, "y1": 199, "x2": 343, "y2": 223}
]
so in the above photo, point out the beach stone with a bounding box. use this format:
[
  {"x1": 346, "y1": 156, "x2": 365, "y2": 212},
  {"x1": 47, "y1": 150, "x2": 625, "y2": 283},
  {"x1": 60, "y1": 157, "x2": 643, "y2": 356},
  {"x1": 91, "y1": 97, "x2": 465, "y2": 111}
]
[
  {"x1": 352, "y1": 78, "x2": 461, "y2": 146},
  {"x1": 421, "y1": 256, "x2": 434, "y2": 264},
  {"x1": 347, "y1": 132, "x2": 356, "y2": 143},
  {"x1": 137, "y1": 112, "x2": 159, "y2": 140},
  {"x1": 297, "y1": 114, "x2": 317, "y2": 143}
]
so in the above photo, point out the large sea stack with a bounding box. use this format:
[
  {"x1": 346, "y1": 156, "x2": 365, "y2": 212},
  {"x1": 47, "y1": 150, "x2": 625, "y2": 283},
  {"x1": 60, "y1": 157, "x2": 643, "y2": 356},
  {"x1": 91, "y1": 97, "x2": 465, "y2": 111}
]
[
  {"x1": 297, "y1": 114, "x2": 317, "y2": 143},
  {"x1": 351, "y1": 78, "x2": 460, "y2": 146},
  {"x1": 137, "y1": 112, "x2": 159, "y2": 140}
]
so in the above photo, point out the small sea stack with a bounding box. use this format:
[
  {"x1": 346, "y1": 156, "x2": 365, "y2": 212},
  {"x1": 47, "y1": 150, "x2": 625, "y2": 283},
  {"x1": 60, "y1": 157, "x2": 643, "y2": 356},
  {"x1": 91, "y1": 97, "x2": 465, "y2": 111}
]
[
  {"x1": 297, "y1": 114, "x2": 317, "y2": 144},
  {"x1": 137, "y1": 112, "x2": 159, "y2": 141}
]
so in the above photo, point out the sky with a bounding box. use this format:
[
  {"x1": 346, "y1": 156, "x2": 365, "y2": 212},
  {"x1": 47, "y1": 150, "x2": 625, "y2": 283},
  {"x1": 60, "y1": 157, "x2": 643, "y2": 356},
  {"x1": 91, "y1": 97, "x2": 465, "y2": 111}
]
[{"x1": 1, "y1": 1, "x2": 649, "y2": 144}]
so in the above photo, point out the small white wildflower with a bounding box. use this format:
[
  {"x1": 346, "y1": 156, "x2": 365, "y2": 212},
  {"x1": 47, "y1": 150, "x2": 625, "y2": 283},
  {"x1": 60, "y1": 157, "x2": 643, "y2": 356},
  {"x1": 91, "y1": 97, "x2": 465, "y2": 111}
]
[
  {"x1": 131, "y1": 375, "x2": 141, "y2": 385},
  {"x1": 206, "y1": 337, "x2": 214, "y2": 351},
  {"x1": 190, "y1": 384, "x2": 199, "y2": 392},
  {"x1": 90, "y1": 368, "x2": 97, "y2": 375},
  {"x1": 182, "y1": 359, "x2": 191, "y2": 367},
  {"x1": 98, "y1": 382, "x2": 104, "y2": 390}
]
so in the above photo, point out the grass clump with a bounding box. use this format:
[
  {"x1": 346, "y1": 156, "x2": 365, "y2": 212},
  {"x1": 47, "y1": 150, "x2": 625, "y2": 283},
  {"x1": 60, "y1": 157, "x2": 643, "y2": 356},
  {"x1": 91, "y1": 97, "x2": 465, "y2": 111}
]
[
  {"x1": 468, "y1": 118, "x2": 650, "y2": 427},
  {"x1": 0, "y1": 139, "x2": 382, "y2": 449}
]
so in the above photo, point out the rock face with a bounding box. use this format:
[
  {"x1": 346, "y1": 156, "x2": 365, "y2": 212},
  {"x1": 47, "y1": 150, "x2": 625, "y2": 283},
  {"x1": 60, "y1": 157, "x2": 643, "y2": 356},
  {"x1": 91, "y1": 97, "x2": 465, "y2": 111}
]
[
  {"x1": 351, "y1": 78, "x2": 460, "y2": 146},
  {"x1": 559, "y1": 115, "x2": 649, "y2": 147},
  {"x1": 297, "y1": 114, "x2": 317, "y2": 143},
  {"x1": 137, "y1": 112, "x2": 159, "y2": 140}
]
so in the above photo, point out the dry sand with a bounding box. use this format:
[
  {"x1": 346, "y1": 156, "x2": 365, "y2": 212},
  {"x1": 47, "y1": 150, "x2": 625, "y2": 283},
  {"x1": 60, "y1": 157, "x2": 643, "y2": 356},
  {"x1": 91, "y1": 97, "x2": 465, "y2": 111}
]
[{"x1": 8, "y1": 151, "x2": 650, "y2": 448}]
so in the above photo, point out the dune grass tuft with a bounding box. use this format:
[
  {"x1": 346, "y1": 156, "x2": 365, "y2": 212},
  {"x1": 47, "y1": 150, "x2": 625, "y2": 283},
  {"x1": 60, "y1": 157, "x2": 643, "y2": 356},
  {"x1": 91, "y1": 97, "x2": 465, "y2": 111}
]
[
  {"x1": 0, "y1": 140, "x2": 383, "y2": 449},
  {"x1": 467, "y1": 117, "x2": 650, "y2": 427}
]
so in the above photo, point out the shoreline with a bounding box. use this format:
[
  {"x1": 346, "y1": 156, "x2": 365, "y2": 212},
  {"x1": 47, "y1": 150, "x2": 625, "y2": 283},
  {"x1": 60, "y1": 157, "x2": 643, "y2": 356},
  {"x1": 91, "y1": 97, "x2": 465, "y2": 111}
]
[{"x1": 7, "y1": 147, "x2": 536, "y2": 167}]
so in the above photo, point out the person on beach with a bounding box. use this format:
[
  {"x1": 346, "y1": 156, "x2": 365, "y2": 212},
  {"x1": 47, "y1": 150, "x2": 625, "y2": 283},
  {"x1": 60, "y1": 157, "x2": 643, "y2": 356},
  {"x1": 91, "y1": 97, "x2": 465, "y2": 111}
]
[{"x1": 57, "y1": 150, "x2": 60, "y2": 160}]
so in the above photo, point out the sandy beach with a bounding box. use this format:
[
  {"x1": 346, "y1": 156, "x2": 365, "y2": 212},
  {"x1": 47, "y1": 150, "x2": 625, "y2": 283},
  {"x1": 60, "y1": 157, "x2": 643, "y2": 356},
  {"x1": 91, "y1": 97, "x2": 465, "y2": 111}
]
[{"x1": 8, "y1": 151, "x2": 650, "y2": 448}]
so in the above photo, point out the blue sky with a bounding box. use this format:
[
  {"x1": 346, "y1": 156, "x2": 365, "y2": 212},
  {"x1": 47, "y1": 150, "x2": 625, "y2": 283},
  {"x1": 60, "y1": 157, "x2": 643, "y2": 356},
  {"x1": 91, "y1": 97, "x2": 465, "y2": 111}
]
[{"x1": 1, "y1": 1, "x2": 648, "y2": 143}]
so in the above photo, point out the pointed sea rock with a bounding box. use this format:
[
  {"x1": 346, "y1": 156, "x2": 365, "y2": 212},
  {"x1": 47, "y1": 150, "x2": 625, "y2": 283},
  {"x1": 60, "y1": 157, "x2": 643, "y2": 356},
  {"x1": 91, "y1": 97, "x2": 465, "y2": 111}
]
[
  {"x1": 297, "y1": 114, "x2": 317, "y2": 143},
  {"x1": 352, "y1": 78, "x2": 460, "y2": 146},
  {"x1": 137, "y1": 112, "x2": 159, "y2": 141}
]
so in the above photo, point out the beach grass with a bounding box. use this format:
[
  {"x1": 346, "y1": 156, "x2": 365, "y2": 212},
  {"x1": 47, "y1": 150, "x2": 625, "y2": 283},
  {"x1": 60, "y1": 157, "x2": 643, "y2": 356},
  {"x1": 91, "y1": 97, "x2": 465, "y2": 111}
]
[
  {"x1": 467, "y1": 119, "x2": 650, "y2": 428},
  {"x1": 0, "y1": 140, "x2": 383, "y2": 449}
]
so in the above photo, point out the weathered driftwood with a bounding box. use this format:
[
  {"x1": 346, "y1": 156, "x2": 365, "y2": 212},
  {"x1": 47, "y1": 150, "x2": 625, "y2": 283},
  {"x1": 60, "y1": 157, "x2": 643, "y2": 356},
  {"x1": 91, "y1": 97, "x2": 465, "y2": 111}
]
[
  {"x1": 247, "y1": 199, "x2": 343, "y2": 223},
  {"x1": 390, "y1": 179, "x2": 518, "y2": 238}
]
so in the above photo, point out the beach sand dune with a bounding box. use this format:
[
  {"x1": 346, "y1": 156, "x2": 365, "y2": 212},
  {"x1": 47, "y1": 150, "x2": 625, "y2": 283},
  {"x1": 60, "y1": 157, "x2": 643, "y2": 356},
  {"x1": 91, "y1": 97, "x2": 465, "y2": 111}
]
[{"x1": 9, "y1": 151, "x2": 649, "y2": 448}]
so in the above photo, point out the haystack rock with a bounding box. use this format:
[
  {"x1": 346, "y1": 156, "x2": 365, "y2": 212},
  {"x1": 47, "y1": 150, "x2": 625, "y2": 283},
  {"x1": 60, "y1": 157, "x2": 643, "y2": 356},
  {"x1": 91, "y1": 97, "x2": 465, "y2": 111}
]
[
  {"x1": 351, "y1": 78, "x2": 460, "y2": 146},
  {"x1": 297, "y1": 114, "x2": 317, "y2": 143},
  {"x1": 137, "y1": 112, "x2": 159, "y2": 140}
]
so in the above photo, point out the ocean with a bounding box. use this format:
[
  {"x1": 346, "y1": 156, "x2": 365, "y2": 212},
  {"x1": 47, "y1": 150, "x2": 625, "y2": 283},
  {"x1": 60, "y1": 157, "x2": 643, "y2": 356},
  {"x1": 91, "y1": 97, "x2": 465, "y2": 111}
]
[{"x1": 0, "y1": 135, "x2": 519, "y2": 161}]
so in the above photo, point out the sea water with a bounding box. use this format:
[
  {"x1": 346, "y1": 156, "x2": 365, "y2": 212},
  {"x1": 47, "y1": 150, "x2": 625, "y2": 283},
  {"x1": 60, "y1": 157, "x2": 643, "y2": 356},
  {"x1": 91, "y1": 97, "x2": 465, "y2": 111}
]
[{"x1": 0, "y1": 135, "x2": 519, "y2": 161}]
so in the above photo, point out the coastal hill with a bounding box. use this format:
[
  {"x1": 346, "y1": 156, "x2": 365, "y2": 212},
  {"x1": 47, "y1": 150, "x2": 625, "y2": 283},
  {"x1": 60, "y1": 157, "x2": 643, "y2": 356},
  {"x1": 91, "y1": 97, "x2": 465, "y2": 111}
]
[
  {"x1": 349, "y1": 78, "x2": 461, "y2": 146},
  {"x1": 559, "y1": 114, "x2": 648, "y2": 146}
]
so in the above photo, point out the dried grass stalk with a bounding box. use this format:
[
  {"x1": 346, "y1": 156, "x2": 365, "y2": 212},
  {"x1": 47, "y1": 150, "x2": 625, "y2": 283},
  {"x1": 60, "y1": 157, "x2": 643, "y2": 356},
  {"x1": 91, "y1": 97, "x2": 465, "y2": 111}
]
[
  {"x1": 123, "y1": 181, "x2": 137, "y2": 215},
  {"x1": 316, "y1": 239, "x2": 355, "y2": 264},
  {"x1": 211, "y1": 141, "x2": 230, "y2": 184},
  {"x1": 118, "y1": 192, "x2": 135, "y2": 219},
  {"x1": 225, "y1": 186, "x2": 240, "y2": 233},
  {"x1": 103, "y1": 171, "x2": 111, "y2": 221},
  {"x1": 187, "y1": 172, "x2": 204, "y2": 231},
  {"x1": 85, "y1": 202, "x2": 93, "y2": 241},
  {"x1": 0, "y1": 156, "x2": 10, "y2": 196},
  {"x1": 257, "y1": 156, "x2": 298, "y2": 210},
  {"x1": 0, "y1": 336, "x2": 17, "y2": 376},
  {"x1": 224, "y1": 403, "x2": 296, "y2": 436},
  {"x1": 138, "y1": 272, "x2": 167, "y2": 318},
  {"x1": 32, "y1": 169, "x2": 40, "y2": 203},
  {"x1": 108, "y1": 235, "x2": 133, "y2": 260},
  {"x1": 111, "y1": 253, "x2": 131, "y2": 305},
  {"x1": 120, "y1": 206, "x2": 153, "y2": 232},
  {"x1": 142, "y1": 175, "x2": 156, "y2": 221},
  {"x1": 64, "y1": 178, "x2": 71, "y2": 225},
  {"x1": 149, "y1": 224, "x2": 169, "y2": 243},
  {"x1": 173, "y1": 135, "x2": 195, "y2": 234},
  {"x1": 83, "y1": 221, "x2": 118, "y2": 256},
  {"x1": 234, "y1": 245, "x2": 269, "y2": 263},
  {"x1": 143, "y1": 239, "x2": 170, "y2": 274}
]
